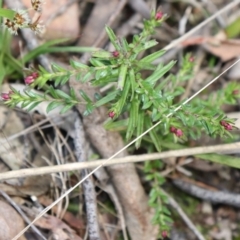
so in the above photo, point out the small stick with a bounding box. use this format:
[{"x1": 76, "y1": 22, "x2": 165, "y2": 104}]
[
  {"x1": 0, "y1": 142, "x2": 239, "y2": 181},
  {"x1": 173, "y1": 179, "x2": 240, "y2": 208},
  {"x1": 74, "y1": 116, "x2": 101, "y2": 240},
  {"x1": 0, "y1": 190, "x2": 47, "y2": 240},
  {"x1": 162, "y1": 189, "x2": 206, "y2": 240}
]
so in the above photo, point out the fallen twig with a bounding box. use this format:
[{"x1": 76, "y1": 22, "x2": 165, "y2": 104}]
[
  {"x1": 162, "y1": 189, "x2": 206, "y2": 240},
  {"x1": 0, "y1": 142, "x2": 239, "y2": 181},
  {"x1": 0, "y1": 190, "x2": 47, "y2": 240},
  {"x1": 173, "y1": 179, "x2": 240, "y2": 208},
  {"x1": 74, "y1": 116, "x2": 101, "y2": 240}
]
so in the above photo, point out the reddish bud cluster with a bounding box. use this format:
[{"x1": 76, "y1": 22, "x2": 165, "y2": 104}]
[
  {"x1": 161, "y1": 230, "x2": 168, "y2": 238},
  {"x1": 170, "y1": 126, "x2": 183, "y2": 137},
  {"x1": 25, "y1": 72, "x2": 39, "y2": 85},
  {"x1": 232, "y1": 89, "x2": 239, "y2": 95},
  {"x1": 108, "y1": 111, "x2": 115, "y2": 119},
  {"x1": 155, "y1": 11, "x2": 163, "y2": 21},
  {"x1": 220, "y1": 120, "x2": 233, "y2": 131},
  {"x1": 112, "y1": 51, "x2": 119, "y2": 58},
  {"x1": 189, "y1": 56, "x2": 194, "y2": 62},
  {"x1": 1, "y1": 91, "x2": 13, "y2": 101}
]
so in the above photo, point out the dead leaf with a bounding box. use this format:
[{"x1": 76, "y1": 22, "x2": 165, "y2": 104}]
[
  {"x1": 35, "y1": 215, "x2": 82, "y2": 240},
  {"x1": 0, "y1": 200, "x2": 26, "y2": 240},
  {"x1": 0, "y1": 105, "x2": 25, "y2": 170},
  {"x1": 38, "y1": 195, "x2": 85, "y2": 230},
  {"x1": 181, "y1": 35, "x2": 240, "y2": 62},
  {"x1": 17, "y1": 144, "x2": 52, "y2": 196},
  {"x1": 22, "y1": 0, "x2": 80, "y2": 41}
]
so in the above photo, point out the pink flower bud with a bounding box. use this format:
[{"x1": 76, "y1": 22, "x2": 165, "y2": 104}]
[
  {"x1": 161, "y1": 230, "x2": 168, "y2": 238},
  {"x1": 155, "y1": 11, "x2": 163, "y2": 20},
  {"x1": 170, "y1": 126, "x2": 183, "y2": 137},
  {"x1": 220, "y1": 120, "x2": 227, "y2": 127},
  {"x1": 108, "y1": 111, "x2": 115, "y2": 119},
  {"x1": 220, "y1": 120, "x2": 232, "y2": 131},
  {"x1": 189, "y1": 56, "x2": 194, "y2": 62},
  {"x1": 24, "y1": 72, "x2": 39, "y2": 85},
  {"x1": 224, "y1": 124, "x2": 233, "y2": 131},
  {"x1": 170, "y1": 126, "x2": 177, "y2": 133},
  {"x1": 31, "y1": 72, "x2": 39, "y2": 79},
  {"x1": 112, "y1": 51, "x2": 119, "y2": 57},
  {"x1": 25, "y1": 75, "x2": 35, "y2": 85},
  {"x1": 175, "y1": 129, "x2": 183, "y2": 137},
  {"x1": 1, "y1": 92, "x2": 11, "y2": 101}
]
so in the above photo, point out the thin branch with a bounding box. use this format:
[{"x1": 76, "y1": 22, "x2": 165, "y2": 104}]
[
  {"x1": 0, "y1": 190, "x2": 47, "y2": 240},
  {"x1": 162, "y1": 189, "x2": 205, "y2": 240},
  {"x1": 1, "y1": 142, "x2": 240, "y2": 181},
  {"x1": 94, "y1": 168, "x2": 128, "y2": 240},
  {"x1": 163, "y1": 0, "x2": 240, "y2": 51},
  {"x1": 173, "y1": 179, "x2": 240, "y2": 208},
  {"x1": 74, "y1": 116, "x2": 101, "y2": 240}
]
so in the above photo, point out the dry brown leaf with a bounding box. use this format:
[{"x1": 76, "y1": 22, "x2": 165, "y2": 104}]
[
  {"x1": 0, "y1": 200, "x2": 26, "y2": 240},
  {"x1": 203, "y1": 38, "x2": 240, "y2": 62},
  {"x1": 22, "y1": 0, "x2": 80, "y2": 41},
  {"x1": 181, "y1": 35, "x2": 240, "y2": 62},
  {"x1": 35, "y1": 215, "x2": 82, "y2": 240},
  {"x1": 17, "y1": 144, "x2": 52, "y2": 196},
  {"x1": 38, "y1": 195, "x2": 85, "y2": 230},
  {"x1": 0, "y1": 105, "x2": 25, "y2": 170}
]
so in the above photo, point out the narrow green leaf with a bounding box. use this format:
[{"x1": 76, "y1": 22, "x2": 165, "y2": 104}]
[
  {"x1": 142, "y1": 101, "x2": 152, "y2": 110},
  {"x1": 144, "y1": 39, "x2": 158, "y2": 50},
  {"x1": 145, "y1": 60, "x2": 176, "y2": 86},
  {"x1": 52, "y1": 63, "x2": 67, "y2": 72},
  {"x1": 135, "y1": 62, "x2": 155, "y2": 70},
  {"x1": 145, "y1": 117, "x2": 161, "y2": 152},
  {"x1": 95, "y1": 69, "x2": 108, "y2": 80},
  {"x1": 60, "y1": 74, "x2": 70, "y2": 85},
  {"x1": 90, "y1": 58, "x2": 105, "y2": 67},
  {"x1": 94, "y1": 90, "x2": 119, "y2": 107},
  {"x1": 60, "y1": 103, "x2": 75, "y2": 113},
  {"x1": 136, "y1": 111, "x2": 144, "y2": 148},
  {"x1": 117, "y1": 64, "x2": 128, "y2": 90},
  {"x1": 82, "y1": 72, "x2": 92, "y2": 83},
  {"x1": 105, "y1": 26, "x2": 120, "y2": 51},
  {"x1": 132, "y1": 99, "x2": 139, "y2": 129},
  {"x1": 92, "y1": 50, "x2": 111, "y2": 59},
  {"x1": 140, "y1": 50, "x2": 165, "y2": 63},
  {"x1": 79, "y1": 90, "x2": 92, "y2": 103},
  {"x1": 54, "y1": 76, "x2": 63, "y2": 87},
  {"x1": 115, "y1": 78, "x2": 130, "y2": 114},
  {"x1": 46, "y1": 101, "x2": 63, "y2": 113},
  {"x1": 129, "y1": 68, "x2": 136, "y2": 101},
  {"x1": 198, "y1": 153, "x2": 240, "y2": 169},
  {"x1": 27, "y1": 101, "x2": 42, "y2": 111},
  {"x1": 70, "y1": 59, "x2": 89, "y2": 69},
  {"x1": 70, "y1": 88, "x2": 77, "y2": 100},
  {"x1": 55, "y1": 89, "x2": 71, "y2": 99},
  {"x1": 104, "y1": 119, "x2": 128, "y2": 131},
  {"x1": 121, "y1": 38, "x2": 129, "y2": 52}
]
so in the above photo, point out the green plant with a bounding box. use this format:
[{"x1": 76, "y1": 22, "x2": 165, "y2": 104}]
[
  {"x1": 144, "y1": 160, "x2": 173, "y2": 237},
  {"x1": 1, "y1": 7, "x2": 240, "y2": 237}
]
